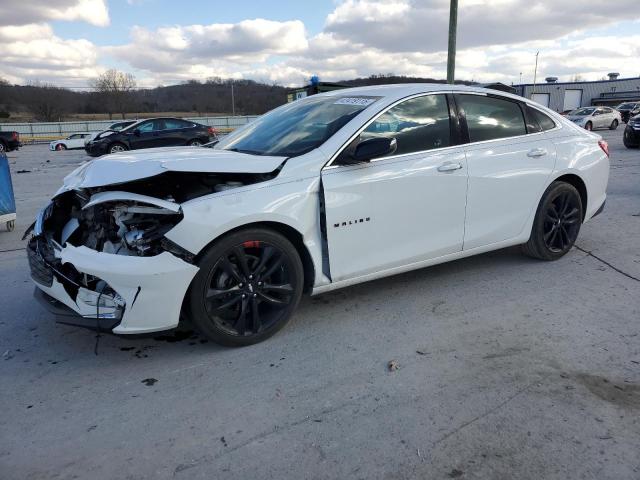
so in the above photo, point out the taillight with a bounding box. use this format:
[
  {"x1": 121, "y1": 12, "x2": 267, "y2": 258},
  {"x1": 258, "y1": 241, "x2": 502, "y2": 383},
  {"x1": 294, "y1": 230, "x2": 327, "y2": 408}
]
[
  {"x1": 11, "y1": 132, "x2": 18, "y2": 141},
  {"x1": 207, "y1": 127, "x2": 217, "y2": 136},
  {"x1": 598, "y1": 139, "x2": 609, "y2": 158}
]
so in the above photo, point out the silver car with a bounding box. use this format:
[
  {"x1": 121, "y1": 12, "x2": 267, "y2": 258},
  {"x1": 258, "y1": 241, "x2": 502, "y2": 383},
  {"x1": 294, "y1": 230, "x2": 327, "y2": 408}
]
[{"x1": 566, "y1": 106, "x2": 621, "y2": 131}]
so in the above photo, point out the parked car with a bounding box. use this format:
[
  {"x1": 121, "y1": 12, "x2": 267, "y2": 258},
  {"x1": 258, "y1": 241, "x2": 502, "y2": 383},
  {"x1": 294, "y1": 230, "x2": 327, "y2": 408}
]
[
  {"x1": 84, "y1": 117, "x2": 215, "y2": 157},
  {"x1": 623, "y1": 113, "x2": 640, "y2": 148},
  {"x1": 566, "y1": 106, "x2": 621, "y2": 131},
  {"x1": 50, "y1": 132, "x2": 99, "y2": 151},
  {"x1": 559, "y1": 109, "x2": 573, "y2": 116},
  {"x1": 615, "y1": 102, "x2": 640, "y2": 123},
  {"x1": 0, "y1": 131, "x2": 21, "y2": 152},
  {"x1": 27, "y1": 84, "x2": 609, "y2": 346}
]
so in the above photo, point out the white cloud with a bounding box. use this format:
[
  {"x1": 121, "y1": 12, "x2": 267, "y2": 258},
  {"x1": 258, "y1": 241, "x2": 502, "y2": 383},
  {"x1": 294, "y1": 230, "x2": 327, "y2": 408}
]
[
  {"x1": 0, "y1": 0, "x2": 109, "y2": 27},
  {"x1": 0, "y1": 23, "x2": 102, "y2": 85}
]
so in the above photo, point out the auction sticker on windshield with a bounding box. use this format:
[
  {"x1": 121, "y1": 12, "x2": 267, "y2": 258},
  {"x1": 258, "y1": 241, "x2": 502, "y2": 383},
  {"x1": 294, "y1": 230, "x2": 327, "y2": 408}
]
[{"x1": 334, "y1": 97, "x2": 377, "y2": 106}]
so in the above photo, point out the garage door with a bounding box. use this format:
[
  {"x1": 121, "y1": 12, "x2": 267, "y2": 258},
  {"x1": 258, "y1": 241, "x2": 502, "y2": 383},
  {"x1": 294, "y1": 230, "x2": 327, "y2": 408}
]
[
  {"x1": 531, "y1": 93, "x2": 550, "y2": 107},
  {"x1": 563, "y1": 90, "x2": 582, "y2": 111}
]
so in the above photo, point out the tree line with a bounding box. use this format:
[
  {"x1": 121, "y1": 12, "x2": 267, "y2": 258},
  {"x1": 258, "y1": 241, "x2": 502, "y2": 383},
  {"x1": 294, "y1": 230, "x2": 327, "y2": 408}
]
[{"x1": 0, "y1": 70, "x2": 476, "y2": 122}]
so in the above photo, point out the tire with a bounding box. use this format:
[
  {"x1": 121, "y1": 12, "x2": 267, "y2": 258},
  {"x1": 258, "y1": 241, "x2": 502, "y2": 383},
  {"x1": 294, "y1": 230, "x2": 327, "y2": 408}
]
[
  {"x1": 522, "y1": 181, "x2": 583, "y2": 261},
  {"x1": 610, "y1": 120, "x2": 619, "y2": 130},
  {"x1": 0, "y1": 141, "x2": 5, "y2": 153},
  {"x1": 584, "y1": 122, "x2": 593, "y2": 131},
  {"x1": 55, "y1": 144, "x2": 67, "y2": 151},
  {"x1": 6, "y1": 220, "x2": 15, "y2": 232},
  {"x1": 187, "y1": 139, "x2": 202, "y2": 147},
  {"x1": 108, "y1": 142, "x2": 127, "y2": 154},
  {"x1": 186, "y1": 228, "x2": 304, "y2": 347},
  {"x1": 623, "y1": 130, "x2": 639, "y2": 149}
]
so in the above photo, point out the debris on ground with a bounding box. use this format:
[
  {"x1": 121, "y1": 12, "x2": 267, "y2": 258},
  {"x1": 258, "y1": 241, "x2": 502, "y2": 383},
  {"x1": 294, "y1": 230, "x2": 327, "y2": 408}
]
[
  {"x1": 416, "y1": 350, "x2": 429, "y2": 356},
  {"x1": 448, "y1": 468, "x2": 464, "y2": 478},
  {"x1": 141, "y1": 378, "x2": 158, "y2": 386},
  {"x1": 388, "y1": 360, "x2": 399, "y2": 371},
  {"x1": 16, "y1": 169, "x2": 31, "y2": 173},
  {"x1": 3, "y1": 350, "x2": 13, "y2": 360}
]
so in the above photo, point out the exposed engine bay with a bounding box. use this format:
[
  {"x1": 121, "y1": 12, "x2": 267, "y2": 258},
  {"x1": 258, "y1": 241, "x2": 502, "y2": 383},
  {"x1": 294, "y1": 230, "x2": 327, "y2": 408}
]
[
  {"x1": 27, "y1": 170, "x2": 278, "y2": 311},
  {"x1": 40, "y1": 170, "x2": 277, "y2": 257}
]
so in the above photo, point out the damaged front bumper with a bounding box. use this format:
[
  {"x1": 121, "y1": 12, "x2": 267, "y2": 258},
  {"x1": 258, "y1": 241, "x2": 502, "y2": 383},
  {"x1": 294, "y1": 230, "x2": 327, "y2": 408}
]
[
  {"x1": 27, "y1": 195, "x2": 200, "y2": 335},
  {"x1": 28, "y1": 238, "x2": 198, "y2": 334}
]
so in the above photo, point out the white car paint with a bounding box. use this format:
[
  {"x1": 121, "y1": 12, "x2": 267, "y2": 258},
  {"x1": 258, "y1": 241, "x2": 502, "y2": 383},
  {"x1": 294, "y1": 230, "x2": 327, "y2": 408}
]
[
  {"x1": 50, "y1": 132, "x2": 99, "y2": 150},
  {"x1": 30, "y1": 84, "x2": 609, "y2": 335},
  {"x1": 58, "y1": 146, "x2": 285, "y2": 194}
]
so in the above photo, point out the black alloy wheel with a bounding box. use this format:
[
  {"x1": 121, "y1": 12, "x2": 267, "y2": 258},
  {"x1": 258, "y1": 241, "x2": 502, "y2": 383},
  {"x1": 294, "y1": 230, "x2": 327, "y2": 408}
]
[
  {"x1": 522, "y1": 181, "x2": 583, "y2": 261},
  {"x1": 188, "y1": 228, "x2": 303, "y2": 346},
  {"x1": 542, "y1": 191, "x2": 581, "y2": 253}
]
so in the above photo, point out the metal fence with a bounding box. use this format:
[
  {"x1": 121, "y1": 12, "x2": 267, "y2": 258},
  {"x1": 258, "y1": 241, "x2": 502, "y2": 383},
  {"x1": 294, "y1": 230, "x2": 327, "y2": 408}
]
[{"x1": 0, "y1": 115, "x2": 259, "y2": 144}]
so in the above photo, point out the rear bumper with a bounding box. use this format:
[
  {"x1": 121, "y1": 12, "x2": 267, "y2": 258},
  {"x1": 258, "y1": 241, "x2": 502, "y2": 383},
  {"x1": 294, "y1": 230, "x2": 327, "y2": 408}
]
[{"x1": 28, "y1": 239, "x2": 199, "y2": 334}]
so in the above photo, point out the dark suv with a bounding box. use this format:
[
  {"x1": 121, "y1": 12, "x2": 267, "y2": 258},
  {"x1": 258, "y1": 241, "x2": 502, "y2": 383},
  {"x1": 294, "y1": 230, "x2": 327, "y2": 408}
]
[
  {"x1": 623, "y1": 113, "x2": 640, "y2": 149},
  {"x1": 85, "y1": 117, "x2": 216, "y2": 157},
  {"x1": 0, "y1": 131, "x2": 21, "y2": 153},
  {"x1": 615, "y1": 102, "x2": 640, "y2": 123}
]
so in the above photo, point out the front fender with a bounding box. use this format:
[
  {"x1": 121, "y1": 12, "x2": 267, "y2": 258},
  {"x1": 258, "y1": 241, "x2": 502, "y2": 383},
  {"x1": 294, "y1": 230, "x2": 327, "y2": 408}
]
[{"x1": 164, "y1": 176, "x2": 327, "y2": 286}]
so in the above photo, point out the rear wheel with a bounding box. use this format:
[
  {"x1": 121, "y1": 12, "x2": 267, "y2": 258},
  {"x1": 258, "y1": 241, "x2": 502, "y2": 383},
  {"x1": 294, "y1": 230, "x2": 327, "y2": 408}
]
[
  {"x1": 0, "y1": 142, "x2": 6, "y2": 153},
  {"x1": 187, "y1": 139, "x2": 202, "y2": 147},
  {"x1": 522, "y1": 181, "x2": 583, "y2": 261},
  {"x1": 584, "y1": 122, "x2": 593, "y2": 131},
  {"x1": 187, "y1": 228, "x2": 304, "y2": 346},
  {"x1": 609, "y1": 119, "x2": 619, "y2": 130},
  {"x1": 108, "y1": 143, "x2": 127, "y2": 154}
]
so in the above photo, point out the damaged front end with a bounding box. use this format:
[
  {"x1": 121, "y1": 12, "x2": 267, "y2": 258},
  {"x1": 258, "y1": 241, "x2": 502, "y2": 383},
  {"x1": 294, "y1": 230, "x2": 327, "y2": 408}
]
[
  {"x1": 28, "y1": 187, "x2": 196, "y2": 332},
  {"x1": 27, "y1": 150, "x2": 286, "y2": 334}
]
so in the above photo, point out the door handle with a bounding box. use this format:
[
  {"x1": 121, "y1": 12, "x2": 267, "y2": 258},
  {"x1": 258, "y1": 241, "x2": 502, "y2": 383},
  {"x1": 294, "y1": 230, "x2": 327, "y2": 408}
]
[
  {"x1": 527, "y1": 148, "x2": 547, "y2": 158},
  {"x1": 437, "y1": 162, "x2": 463, "y2": 172}
]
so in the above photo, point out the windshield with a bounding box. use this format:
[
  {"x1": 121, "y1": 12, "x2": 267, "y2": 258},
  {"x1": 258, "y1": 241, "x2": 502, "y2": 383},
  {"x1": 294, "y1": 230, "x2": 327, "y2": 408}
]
[
  {"x1": 617, "y1": 103, "x2": 635, "y2": 109},
  {"x1": 572, "y1": 107, "x2": 595, "y2": 116},
  {"x1": 215, "y1": 95, "x2": 380, "y2": 157}
]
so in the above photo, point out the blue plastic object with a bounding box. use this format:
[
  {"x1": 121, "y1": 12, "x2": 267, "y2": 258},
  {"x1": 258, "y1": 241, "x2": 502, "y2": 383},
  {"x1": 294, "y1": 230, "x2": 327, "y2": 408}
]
[{"x1": 0, "y1": 152, "x2": 16, "y2": 231}]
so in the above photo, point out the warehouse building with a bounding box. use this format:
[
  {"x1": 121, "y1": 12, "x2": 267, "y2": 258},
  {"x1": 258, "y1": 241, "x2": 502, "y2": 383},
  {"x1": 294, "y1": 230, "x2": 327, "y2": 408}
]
[{"x1": 515, "y1": 73, "x2": 640, "y2": 112}]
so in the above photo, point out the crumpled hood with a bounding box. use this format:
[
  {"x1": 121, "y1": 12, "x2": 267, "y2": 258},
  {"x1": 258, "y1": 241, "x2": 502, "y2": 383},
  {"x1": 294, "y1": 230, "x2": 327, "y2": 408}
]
[{"x1": 58, "y1": 147, "x2": 286, "y2": 194}]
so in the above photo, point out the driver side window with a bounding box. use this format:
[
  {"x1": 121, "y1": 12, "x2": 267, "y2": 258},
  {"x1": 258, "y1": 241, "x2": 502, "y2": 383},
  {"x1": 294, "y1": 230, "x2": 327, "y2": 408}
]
[{"x1": 336, "y1": 94, "x2": 451, "y2": 163}]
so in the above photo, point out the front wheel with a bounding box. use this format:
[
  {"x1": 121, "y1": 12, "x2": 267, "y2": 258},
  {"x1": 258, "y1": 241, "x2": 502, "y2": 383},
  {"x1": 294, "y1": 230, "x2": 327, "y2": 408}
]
[
  {"x1": 522, "y1": 181, "x2": 583, "y2": 261},
  {"x1": 6, "y1": 220, "x2": 14, "y2": 232},
  {"x1": 55, "y1": 144, "x2": 66, "y2": 151},
  {"x1": 187, "y1": 228, "x2": 304, "y2": 346},
  {"x1": 0, "y1": 142, "x2": 6, "y2": 153},
  {"x1": 584, "y1": 122, "x2": 593, "y2": 131},
  {"x1": 108, "y1": 143, "x2": 127, "y2": 154},
  {"x1": 610, "y1": 120, "x2": 619, "y2": 130},
  {"x1": 623, "y1": 130, "x2": 638, "y2": 149}
]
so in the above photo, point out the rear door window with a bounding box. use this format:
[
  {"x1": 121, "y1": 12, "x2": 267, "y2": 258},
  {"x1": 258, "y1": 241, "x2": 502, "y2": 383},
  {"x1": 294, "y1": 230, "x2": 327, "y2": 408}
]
[
  {"x1": 458, "y1": 95, "x2": 526, "y2": 142},
  {"x1": 163, "y1": 119, "x2": 191, "y2": 130},
  {"x1": 530, "y1": 108, "x2": 556, "y2": 131}
]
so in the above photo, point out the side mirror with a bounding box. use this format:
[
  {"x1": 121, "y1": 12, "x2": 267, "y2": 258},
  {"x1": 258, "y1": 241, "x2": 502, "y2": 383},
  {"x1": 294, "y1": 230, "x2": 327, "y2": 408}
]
[
  {"x1": 133, "y1": 129, "x2": 141, "y2": 136},
  {"x1": 351, "y1": 137, "x2": 397, "y2": 163}
]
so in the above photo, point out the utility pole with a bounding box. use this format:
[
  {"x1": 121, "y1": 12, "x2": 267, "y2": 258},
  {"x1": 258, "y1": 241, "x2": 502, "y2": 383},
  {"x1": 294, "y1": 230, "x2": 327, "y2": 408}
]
[
  {"x1": 531, "y1": 51, "x2": 539, "y2": 99},
  {"x1": 446, "y1": 0, "x2": 458, "y2": 84},
  {"x1": 231, "y1": 81, "x2": 235, "y2": 116}
]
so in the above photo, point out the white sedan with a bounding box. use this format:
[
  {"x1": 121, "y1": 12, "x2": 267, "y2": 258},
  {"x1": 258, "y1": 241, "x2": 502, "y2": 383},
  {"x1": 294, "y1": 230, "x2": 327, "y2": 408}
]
[
  {"x1": 50, "y1": 132, "x2": 100, "y2": 151},
  {"x1": 566, "y1": 106, "x2": 621, "y2": 131},
  {"x1": 27, "y1": 84, "x2": 609, "y2": 346}
]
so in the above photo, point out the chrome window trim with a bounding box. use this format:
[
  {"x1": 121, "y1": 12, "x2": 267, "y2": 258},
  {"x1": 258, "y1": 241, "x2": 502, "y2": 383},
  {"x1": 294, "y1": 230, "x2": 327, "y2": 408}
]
[{"x1": 323, "y1": 90, "x2": 459, "y2": 169}]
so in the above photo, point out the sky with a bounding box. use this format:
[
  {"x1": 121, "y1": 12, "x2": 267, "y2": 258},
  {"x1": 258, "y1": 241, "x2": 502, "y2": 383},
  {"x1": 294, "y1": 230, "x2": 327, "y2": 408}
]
[{"x1": 0, "y1": 0, "x2": 639, "y2": 89}]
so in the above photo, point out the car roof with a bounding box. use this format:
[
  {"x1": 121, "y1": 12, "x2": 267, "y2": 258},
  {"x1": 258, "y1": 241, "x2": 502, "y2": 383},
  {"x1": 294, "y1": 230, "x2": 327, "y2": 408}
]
[{"x1": 316, "y1": 82, "x2": 531, "y2": 106}]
